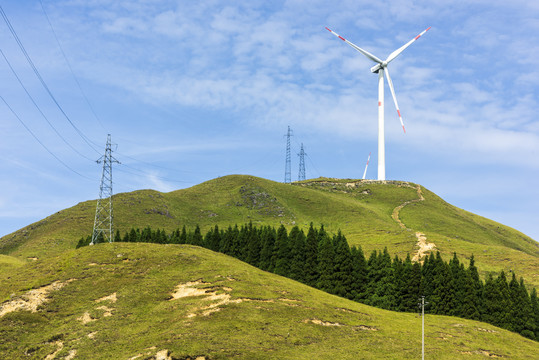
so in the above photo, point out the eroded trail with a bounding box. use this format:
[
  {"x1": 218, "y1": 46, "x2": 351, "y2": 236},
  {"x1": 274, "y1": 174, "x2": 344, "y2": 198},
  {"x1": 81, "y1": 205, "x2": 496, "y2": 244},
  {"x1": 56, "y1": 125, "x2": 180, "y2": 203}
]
[{"x1": 392, "y1": 184, "x2": 436, "y2": 263}]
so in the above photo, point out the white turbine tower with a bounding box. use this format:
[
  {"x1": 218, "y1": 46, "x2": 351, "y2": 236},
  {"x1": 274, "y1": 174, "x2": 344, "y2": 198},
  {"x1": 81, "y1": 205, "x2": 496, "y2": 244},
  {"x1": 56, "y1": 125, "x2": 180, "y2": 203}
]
[{"x1": 326, "y1": 26, "x2": 430, "y2": 180}]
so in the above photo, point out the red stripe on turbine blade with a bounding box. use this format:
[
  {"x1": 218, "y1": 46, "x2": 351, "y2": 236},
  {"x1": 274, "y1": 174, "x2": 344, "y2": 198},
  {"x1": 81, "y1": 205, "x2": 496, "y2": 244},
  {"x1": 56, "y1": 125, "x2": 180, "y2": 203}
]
[
  {"x1": 325, "y1": 27, "x2": 331, "y2": 32},
  {"x1": 402, "y1": 125, "x2": 406, "y2": 134},
  {"x1": 426, "y1": 26, "x2": 431, "y2": 31},
  {"x1": 338, "y1": 35, "x2": 346, "y2": 41},
  {"x1": 415, "y1": 34, "x2": 421, "y2": 40},
  {"x1": 378, "y1": 101, "x2": 382, "y2": 106},
  {"x1": 397, "y1": 110, "x2": 401, "y2": 117}
]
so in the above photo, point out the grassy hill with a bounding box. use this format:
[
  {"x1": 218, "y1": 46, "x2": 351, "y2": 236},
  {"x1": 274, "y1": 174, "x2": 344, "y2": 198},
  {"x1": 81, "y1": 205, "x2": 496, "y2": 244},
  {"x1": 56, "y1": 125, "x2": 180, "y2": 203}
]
[
  {"x1": 1, "y1": 243, "x2": 537, "y2": 359},
  {"x1": 1, "y1": 175, "x2": 537, "y2": 288}
]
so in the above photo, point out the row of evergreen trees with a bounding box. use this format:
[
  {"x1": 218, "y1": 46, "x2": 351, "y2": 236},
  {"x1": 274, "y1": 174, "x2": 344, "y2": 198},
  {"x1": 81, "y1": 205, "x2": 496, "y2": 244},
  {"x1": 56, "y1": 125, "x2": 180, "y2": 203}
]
[{"x1": 78, "y1": 223, "x2": 539, "y2": 340}]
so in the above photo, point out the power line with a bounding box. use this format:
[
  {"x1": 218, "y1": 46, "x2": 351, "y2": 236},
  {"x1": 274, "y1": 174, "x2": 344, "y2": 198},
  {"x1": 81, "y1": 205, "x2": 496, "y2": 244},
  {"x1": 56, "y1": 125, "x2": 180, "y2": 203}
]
[
  {"x1": 0, "y1": 48, "x2": 95, "y2": 162},
  {"x1": 38, "y1": 0, "x2": 108, "y2": 133},
  {"x1": 116, "y1": 164, "x2": 193, "y2": 184},
  {"x1": 0, "y1": 5, "x2": 100, "y2": 154},
  {"x1": 0, "y1": 95, "x2": 92, "y2": 180},
  {"x1": 305, "y1": 152, "x2": 321, "y2": 178}
]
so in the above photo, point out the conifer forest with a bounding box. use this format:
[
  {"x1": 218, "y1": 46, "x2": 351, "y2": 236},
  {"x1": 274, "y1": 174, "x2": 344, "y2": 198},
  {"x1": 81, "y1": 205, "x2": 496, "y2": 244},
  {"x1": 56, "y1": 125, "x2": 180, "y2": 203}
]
[{"x1": 78, "y1": 223, "x2": 539, "y2": 341}]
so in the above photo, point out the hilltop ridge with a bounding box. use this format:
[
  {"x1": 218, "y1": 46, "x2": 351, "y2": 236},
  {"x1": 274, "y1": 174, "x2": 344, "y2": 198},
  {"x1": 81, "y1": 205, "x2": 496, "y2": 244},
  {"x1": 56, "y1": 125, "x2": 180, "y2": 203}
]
[{"x1": 1, "y1": 175, "x2": 537, "y2": 287}]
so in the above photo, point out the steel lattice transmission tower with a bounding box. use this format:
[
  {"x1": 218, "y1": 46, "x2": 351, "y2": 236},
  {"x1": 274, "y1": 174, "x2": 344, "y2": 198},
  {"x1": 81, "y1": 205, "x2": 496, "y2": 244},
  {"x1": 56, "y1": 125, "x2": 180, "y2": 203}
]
[
  {"x1": 298, "y1": 143, "x2": 306, "y2": 181},
  {"x1": 284, "y1": 126, "x2": 293, "y2": 183},
  {"x1": 91, "y1": 134, "x2": 119, "y2": 245}
]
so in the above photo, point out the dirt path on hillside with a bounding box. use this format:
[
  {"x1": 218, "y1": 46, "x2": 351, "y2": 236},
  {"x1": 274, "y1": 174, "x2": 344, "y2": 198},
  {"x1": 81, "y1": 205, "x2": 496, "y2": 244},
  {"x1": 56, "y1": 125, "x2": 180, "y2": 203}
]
[{"x1": 392, "y1": 184, "x2": 436, "y2": 263}]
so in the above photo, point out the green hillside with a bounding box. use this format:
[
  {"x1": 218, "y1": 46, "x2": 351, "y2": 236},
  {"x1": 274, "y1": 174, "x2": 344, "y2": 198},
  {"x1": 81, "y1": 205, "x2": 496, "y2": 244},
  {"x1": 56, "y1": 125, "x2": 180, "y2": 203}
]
[
  {"x1": 1, "y1": 243, "x2": 537, "y2": 359},
  {"x1": 1, "y1": 175, "x2": 537, "y2": 288}
]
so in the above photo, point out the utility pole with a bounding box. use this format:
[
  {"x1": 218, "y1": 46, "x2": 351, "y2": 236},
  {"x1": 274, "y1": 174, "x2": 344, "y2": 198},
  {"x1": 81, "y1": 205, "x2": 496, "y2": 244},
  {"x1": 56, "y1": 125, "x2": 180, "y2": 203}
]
[
  {"x1": 284, "y1": 126, "x2": 292, "y2": 183},
  {"x1": 419, "y1": 296, "x2": 429, "y2": 360},
  {"x1": 298, "y1": 143, "x2": 306, "y2": 181},
  {"x1": 91, "y1": 134, "x2": 119, "y2": 245}
]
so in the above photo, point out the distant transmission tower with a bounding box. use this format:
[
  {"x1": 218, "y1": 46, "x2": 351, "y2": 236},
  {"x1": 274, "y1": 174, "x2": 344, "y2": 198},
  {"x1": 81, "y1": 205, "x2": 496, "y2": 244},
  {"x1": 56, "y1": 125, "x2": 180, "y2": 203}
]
[
  {"x1": 298, "y1": 143, "x2": 306, "y2": 181},
  {"x1": 91, "y1": 134, "x2": 119, "y2": 245},
  {"x1": 284, "y1": 126, "x2": 293, "y2": 183}
]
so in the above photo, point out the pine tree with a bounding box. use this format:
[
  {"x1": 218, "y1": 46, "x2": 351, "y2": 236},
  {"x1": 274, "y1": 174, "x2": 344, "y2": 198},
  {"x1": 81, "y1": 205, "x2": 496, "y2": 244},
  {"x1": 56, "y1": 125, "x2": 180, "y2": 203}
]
[
  {"x1": 396, "y1": 254, "x2": 421, "y2": 312},
  {"x1": 367, "y1": 248, "x2": 395, "y2": 310},
  {"x1": 350, "y1": 245, "x2": 368, "y2": 302},
  {"x1": 273, "y1": 225, "x2": 291, "y2": 277},
  {"x1": 303, "y1": 223, "x2": 319, "y2": 287},
  {"x1": 219, "y1": 225, "x2": 234, "y2": 254},
  {"x1": 203, "y1": 228, "x2": 213, "y2": 249},
  {"x1": 178, "y1": 225, "x2": 187, "y2": 244},
  {"x1": 259, "y1": 226, "x2": 276, "y2": 272},
  {"x1": 189, "y1": 225, "x2": 203, "y2": 246},
  {"x1": 170, "y1": 228, "x2": 181, "y2": 244},
  {"x1": 246, "y1": 226, "x2": 262, "y2": 267},
  {"x1": 140, "y1": 226, "x2": 152, "y2": 243},
  {"x1": 495, "y1": 271, "x2": 512, "y2": 329},
  {"x1": 76, "y1": 235, "x2": 92, "y2": 248},
  {"x1": 509, "y1": 275, "x2": 535, "y2": 338},
  {"x1": 128, "y1": 228, "x2": 138, "y2": 242},
  {"x1": 465, "y1": 254, "x2": 482, "y2": 319},
  {"x1": 530, "y1": 288, "x2": 539, "y2": 340},
  {"x1": 316, "y1": 232, "x2": 335, "y2": 294},
  {"x1": 234, "y1": 224, "x2": 250, "y2": 261},
  {"x1": 156, "y1": 229, "x2": 167, "y2": 244},
  {"x1": 429, "y1": 252, "x2": 453, "y2": 315},
  {"x1": 420, "y1": 252, "x2": 437, "y2": 300},
  {"x1": 460, "y1": 270, "x2": 481, "y2": 320},
  {"x1": 332, "y1": 231, "x2": 354, "y2": 299},
  {"x1": 481, "y1": 272, "x2": 509, "y2": 328},
  {"x1": 288, "y1": 226, "x2": 306, "y2": 282},
  {"x1": 448, "y1": 253, "x2": 465, "y2": 316}
]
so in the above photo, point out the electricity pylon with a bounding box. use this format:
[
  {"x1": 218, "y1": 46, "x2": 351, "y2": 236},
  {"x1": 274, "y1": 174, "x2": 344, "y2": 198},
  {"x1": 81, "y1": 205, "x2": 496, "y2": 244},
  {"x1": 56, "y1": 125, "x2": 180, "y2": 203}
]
[
  {"x1": 91, "y1": 134, "x2": 119, "y2": 245},
  {"x1": 298, "y1": 143, "x2": 306, "y2": 181},
  {"x1": 284, "y1": 126, "x2": 293, "y2": 183}
]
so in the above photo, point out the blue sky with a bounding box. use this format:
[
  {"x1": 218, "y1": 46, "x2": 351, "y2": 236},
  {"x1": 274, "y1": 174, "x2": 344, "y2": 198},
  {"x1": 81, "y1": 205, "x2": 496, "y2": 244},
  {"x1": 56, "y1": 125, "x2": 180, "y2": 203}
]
[{"x1": 1, "y1": 0, "x2": 538, "y2": 241}]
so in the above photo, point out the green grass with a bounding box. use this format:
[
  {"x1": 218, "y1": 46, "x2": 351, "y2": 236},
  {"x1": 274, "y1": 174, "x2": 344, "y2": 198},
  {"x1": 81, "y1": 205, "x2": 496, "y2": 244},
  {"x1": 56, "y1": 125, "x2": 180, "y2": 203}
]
[
  {"x1": 0, "y1": 254, "x2": 25, "y2": 273},
  {"x1": 0, "y1": 243, "x2": 537, "y2": 359},
  {"x1": 0, "y1": 175, "x2": 537, "y2": 288}
]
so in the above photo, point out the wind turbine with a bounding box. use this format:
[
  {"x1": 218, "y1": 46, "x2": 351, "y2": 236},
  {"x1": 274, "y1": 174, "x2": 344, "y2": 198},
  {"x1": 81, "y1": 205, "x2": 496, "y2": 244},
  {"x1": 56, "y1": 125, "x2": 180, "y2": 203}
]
[
  {"x1": 362, "y1": 152, "x2": 371, "y2": 180},
  {"x1": 326, "y1": 26, "x2": 430, "y2": 181}
]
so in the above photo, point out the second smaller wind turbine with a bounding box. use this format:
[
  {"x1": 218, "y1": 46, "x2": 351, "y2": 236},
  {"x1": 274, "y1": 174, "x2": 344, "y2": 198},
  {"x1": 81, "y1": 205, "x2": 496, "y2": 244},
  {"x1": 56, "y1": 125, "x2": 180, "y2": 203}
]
[{"x1": 362, "y1": 152, "x2": 371, "y2": 180}]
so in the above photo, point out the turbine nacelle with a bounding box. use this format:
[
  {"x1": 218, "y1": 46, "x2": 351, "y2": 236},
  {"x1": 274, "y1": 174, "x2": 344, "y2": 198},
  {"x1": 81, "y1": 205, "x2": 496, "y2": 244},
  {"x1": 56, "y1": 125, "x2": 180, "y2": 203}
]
[{"x1": 370, "y1": 63, "x2": 384, "y2": 73}]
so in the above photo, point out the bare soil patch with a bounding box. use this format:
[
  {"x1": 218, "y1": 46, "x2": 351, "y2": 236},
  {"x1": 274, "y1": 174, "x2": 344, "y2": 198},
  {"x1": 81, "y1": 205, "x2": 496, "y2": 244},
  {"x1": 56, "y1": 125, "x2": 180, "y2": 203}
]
[
  {"x1": 0, "y1": 279, "x2": 74, "y2": 318},
  {"x1": 95, "y1": 292, "x2": 117, "y2": 303}
]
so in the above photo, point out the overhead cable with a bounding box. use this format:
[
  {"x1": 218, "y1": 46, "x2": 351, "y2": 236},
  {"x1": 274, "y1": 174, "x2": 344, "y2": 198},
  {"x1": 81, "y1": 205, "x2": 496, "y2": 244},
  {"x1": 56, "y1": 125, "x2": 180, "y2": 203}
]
[
  {"x1": 39, "y1": 0, "x2": 108, "y2": 134},
  {"x1": 0, "y1": 5, "x2": 100, "y2": 154},
  {"x1": 0, "y1": 48, "x2": 94, "y2": 162},
  {"x1": 1, "y1": 95, "x2": 92, "y2": 180}
]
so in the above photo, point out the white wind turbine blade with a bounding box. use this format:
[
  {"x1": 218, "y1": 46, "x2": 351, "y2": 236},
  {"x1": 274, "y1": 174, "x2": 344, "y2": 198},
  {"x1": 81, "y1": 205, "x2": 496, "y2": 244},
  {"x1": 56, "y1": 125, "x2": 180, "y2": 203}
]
[
  {"x1": 362, "y1": 152, "x2": 371, "y2": 180},
  {"x1": 325, "y1": 27, "x2": 384, "y2": 64},
  {"x1": 384, "y1": 67, "x2": 406, "y2": 133},
  {"x1": 386, "y1": 27, "x2": 431, "y2": 64}
]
